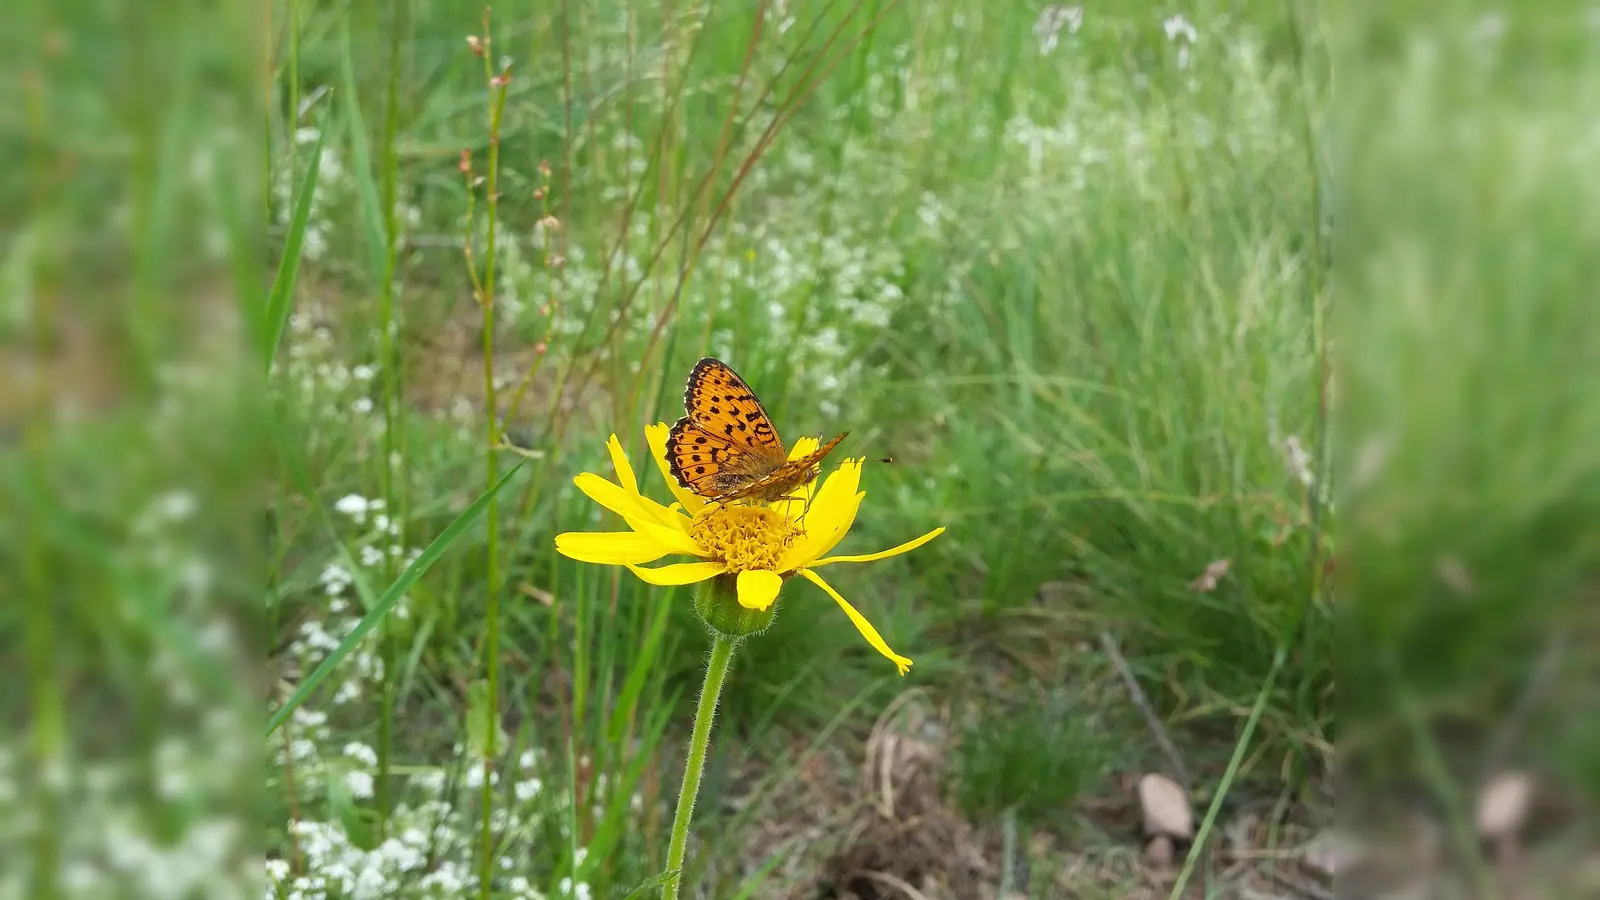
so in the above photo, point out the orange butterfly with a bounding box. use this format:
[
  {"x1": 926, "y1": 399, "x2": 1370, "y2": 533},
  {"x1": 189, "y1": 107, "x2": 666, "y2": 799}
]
[{"x1": 666, "y1": 357, "x2": 848, "y2": 505}]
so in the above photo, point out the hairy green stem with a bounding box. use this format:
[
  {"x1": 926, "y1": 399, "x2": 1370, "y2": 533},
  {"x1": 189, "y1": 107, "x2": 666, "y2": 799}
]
[{"x1": 661, "y1": 634, "x2": 735, "y2": 900}]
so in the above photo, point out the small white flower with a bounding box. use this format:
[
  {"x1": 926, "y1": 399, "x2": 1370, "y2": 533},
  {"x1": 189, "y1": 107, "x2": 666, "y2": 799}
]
[
  {"x1": 1163, "y1": 13, "x2": 1198, "y2": 43},
  {"x1": 343, "y1": 742, "x2": 378, "y2": 767},
  {"x1": 1033, "y1": 5, "x2": 1084, "y2": 55},
  {"x1": 353, "y1": 364, "x2": 376, "y2": 381},
  {"x1": 1283, "y1": 435, "x2": 1315, "y2": 487},
  {"x1": 153, "y1": 490, "x2": 198, "y2": 522},
  {"x1": 345, "y1": 770, "x2": 374, "y2": 798},
  {"x1": 303, "y1": 227, "x2": 327, "y2": 261},
  {"x1": 321, "y1": 563, "x2": 352, "y2": 596},
  {"x1": 352, "y1": 396, "x2": 374, "y2": 415},
  {"x1": 334, "y1": 495, "x2": 370, "y2": 523}
]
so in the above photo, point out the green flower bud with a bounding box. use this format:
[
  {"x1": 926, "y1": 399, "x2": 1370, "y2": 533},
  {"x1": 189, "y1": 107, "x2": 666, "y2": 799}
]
[{"x1": 693, "y1": 572, "x2": 779, "y2": 639}]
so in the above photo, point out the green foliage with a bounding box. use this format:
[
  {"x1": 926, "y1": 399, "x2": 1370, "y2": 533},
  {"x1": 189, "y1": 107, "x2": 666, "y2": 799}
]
[
  {"x1": 954, "y1": 692, "x2": 1110, "y2": 829},
  {"x1": 253, "y1": 0, "x2": 1339, "y2": 894},
  {"x1": 4, "y1": 0, "x2": 1378, "y2": 895}
]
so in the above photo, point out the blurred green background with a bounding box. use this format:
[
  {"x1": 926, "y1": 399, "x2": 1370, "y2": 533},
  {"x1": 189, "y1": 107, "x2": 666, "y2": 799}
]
[{"x1": 3, "y1": 0, "x2": 1596, "y2": 897}]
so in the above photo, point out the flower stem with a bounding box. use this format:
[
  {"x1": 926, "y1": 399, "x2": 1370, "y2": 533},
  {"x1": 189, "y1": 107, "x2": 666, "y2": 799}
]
[{"x1": 661, "y1": 633, "x2": 735, "y2": 900}]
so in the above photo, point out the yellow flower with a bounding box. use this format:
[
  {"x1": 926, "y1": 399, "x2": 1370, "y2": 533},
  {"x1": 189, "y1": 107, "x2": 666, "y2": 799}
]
[{"x1": 554, "y1": 424, "x2": 945, "y2": 674}]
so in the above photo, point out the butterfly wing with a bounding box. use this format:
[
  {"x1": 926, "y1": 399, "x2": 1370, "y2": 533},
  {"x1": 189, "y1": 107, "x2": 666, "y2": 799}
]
[
  {"x1": 666, "y1": 416, "x2": 779, "y2": 499},
  {"x1": 714, "y1": 431, "x2": 850, "y2": 503},
  {"x1": 682, "y1": 358, "x2": 788, "y2": 463}
]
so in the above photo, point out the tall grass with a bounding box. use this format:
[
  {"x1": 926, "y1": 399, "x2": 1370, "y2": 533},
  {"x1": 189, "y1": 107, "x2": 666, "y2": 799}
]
[
  {"x1": 1335, "y1": 4, "x2": 1600, "y2": 829},
  {"x1": 245, "y1": 0, "x2": 1344, "y2": 896},
  {"x1": 11, "y1": 0, "x2": 1598, "y2": 894}
]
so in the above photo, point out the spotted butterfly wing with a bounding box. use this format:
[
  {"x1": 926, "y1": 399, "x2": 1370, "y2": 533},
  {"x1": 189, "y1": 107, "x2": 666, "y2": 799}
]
[
  {"x1": 665, "y1": 357, "x2": 847, "y2": 503},
  {"x1": 665, "y1": 417, "x2": 769, "y2": 499},
  {"x1": 680, "y1": 357, "x2": 788, "y2": 457}
]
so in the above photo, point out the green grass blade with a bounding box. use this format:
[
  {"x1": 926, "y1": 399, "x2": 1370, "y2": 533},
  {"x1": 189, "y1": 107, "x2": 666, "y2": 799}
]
[
  {"x1": 605, "y1": 584, "x2": 674, "y2": 743},
  {"x1": 726, "y1": 849, "x2": 787, "y2": 900},
  {"x1": 620, "y1": 870, "x2": 679, "y2": 900},
  {"x1": 266, "y1": 460, "x2": 525, "y2": 736},
  {"x1": 1167, "y1": 644, "x2": 1287, "y2": 900},
  {"x1": 264, "y1": 124, "x2": 326, "y2": 376},
  {"x1": 339, "y1": 20, "x2": 388, "y2": 283}
]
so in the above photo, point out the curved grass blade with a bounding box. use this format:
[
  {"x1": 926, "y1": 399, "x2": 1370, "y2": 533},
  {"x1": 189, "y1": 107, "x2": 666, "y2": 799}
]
[
  {"x1": 264, "y1": 124, "x2": 327, "y2": 377},
  {"x1": 620, "y1": 870, "x2": 678, "y2": 900},
  {"x1": 266, "y1": 460, "x2": 524, "y2": 736}
]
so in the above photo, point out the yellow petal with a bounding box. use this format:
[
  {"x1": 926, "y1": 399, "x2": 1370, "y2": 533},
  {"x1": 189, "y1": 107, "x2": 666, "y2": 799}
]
[
  {"x1": 778, "y1": 459, "x2": 864, "y2": 570},
  {"x1": 626, "y1": 561, "x2": 726, "y2": 586},
  {"x1": 632, "y1": 516, "x2": 705, "y2": 558},
  {"x1": 606, "y1": 433, "x2": 638, "y2": 495},
  {"x1": 645, "y1": 422, "x2": 705, "y2": 516},
  {"x1": 574, "y1": 472, "x2": 659, "y2": 522},
  {"x1": 572, "y1": 473, "x2": 696, "y2": 554},
  {"x1": 555, "y1": 531, "x2": 672, "y2": 565},
  {"x1": 736, "y1": 569, "x2": 782, "y2": 610},
  {"x1": 770, "y1": 490, "x2": 810, "y2": 522},
  {"x1": 787, "y1": 436, "x2": 820, "y2": 461},
  {"x1": 812, "y1": 527, "x2": 947, "y2": 567},
  {"x1": 800, "y1": 569, "x2": 912, "y2": 676}
]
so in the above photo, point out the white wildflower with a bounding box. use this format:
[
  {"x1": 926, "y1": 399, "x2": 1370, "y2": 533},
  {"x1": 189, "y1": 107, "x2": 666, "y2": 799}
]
[
  {"x1": 1283, "y1": 435, "x2": 1314, "y2": 487},
  {"x1": 1033, "y1": 5, "x2": 1084, "y2": 55},
  {"x1": 1163, "y1": 13, "x2": 1198, "y2": 43},
  {"x1": 345, "y1": 770, "x2": 374, "y2": 798},
  {"x1": 334, "y1": 495, "x2": 370, "y2": 523}
]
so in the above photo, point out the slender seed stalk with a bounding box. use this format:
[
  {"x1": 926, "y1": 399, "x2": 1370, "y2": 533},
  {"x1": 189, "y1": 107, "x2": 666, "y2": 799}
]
[
  {"x1": 466, "y1": 11, "x2": 513, "y2": 897},
  {"x1": 661, "y1": 635, "x2": 736, "y2": 900}
]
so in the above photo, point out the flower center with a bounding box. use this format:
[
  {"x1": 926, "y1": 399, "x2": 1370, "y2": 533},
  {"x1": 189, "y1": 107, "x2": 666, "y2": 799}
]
[{"x1": 689, "y1": 505, "x2": 799, "y2": 572}]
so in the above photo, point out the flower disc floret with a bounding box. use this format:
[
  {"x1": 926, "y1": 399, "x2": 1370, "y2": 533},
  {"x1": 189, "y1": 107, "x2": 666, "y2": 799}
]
[{"x1": 689, "y1": 506, "x2": 799, "y2": 573}]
